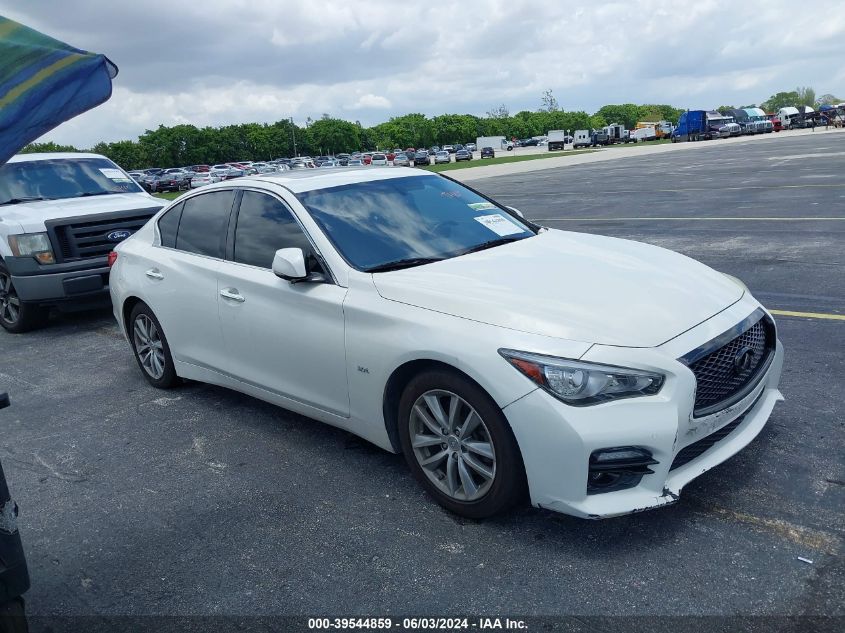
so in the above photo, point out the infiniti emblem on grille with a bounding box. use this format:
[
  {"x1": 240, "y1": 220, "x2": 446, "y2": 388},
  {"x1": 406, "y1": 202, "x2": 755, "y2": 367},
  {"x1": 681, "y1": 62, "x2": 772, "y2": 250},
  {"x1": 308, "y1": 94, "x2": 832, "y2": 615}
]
[
  {"x1": 107, "y1": 230, "x2": 131, "y2": 241},
  {"x1": 733, "y1": 346, "x2": 755, "y2": 374}
]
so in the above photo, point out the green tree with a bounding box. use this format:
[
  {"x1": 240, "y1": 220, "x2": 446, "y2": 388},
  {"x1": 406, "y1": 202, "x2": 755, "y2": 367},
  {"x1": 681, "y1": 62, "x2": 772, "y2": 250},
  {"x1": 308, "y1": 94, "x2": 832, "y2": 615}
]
[
  {"x1": 19, "y1": 141, "x2": 80, "y2": 153},
  {"x1": 796, "y1": 86, "x2": 816, "y2": 108},
  {"x1": 762, "y1": 91, "x2": 800, "y2": 111},
  {"x1": 637, "y1": 104, "x2": 684, "y2": 125},
  {"x1": 431, "y1": 114, "x2": 480, "y2": 145},
  {"x1": 307, "y1": 117, "x2": 361, "y2": 154},
  {"x1": 595, "y1": 104, "x2": 640, "y2": 129},
  {"x1": 91, "y1": 140, "x2": 147, "y2": 170}
]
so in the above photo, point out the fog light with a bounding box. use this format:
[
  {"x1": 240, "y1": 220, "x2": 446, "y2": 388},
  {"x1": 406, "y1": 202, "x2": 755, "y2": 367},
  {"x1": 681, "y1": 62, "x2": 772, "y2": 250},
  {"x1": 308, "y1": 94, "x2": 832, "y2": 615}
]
[{"x1": 587, "y1": 447, "x2": 657, "y2": 495}]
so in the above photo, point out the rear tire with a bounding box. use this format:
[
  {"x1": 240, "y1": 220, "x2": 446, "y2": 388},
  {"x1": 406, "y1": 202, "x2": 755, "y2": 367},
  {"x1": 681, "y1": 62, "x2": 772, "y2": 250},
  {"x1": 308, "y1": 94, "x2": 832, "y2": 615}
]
[
  {"x1": 398, "y1": 369, "x2": 526, "y2": 519},
  {"x1": 0, "y1": 261, "x2": 49, "y2": 333},
  {"x1": 128, "y1": 302, "x2": 179, "y2": 388}
]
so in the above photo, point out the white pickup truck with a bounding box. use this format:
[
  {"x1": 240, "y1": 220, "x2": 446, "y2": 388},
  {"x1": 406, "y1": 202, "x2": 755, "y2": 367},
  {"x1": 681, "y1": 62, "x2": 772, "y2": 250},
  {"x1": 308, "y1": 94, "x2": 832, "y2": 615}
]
[{"x1": 0, "y1": 153, "x2": 165, "y2": 332}]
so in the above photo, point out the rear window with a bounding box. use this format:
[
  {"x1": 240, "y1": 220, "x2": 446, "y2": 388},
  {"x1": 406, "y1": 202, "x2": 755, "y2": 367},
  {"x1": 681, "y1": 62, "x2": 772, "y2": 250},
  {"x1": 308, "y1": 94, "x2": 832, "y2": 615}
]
[
  {"x1": 373, "y1": 154, "x2": 386, "y2": 160},
  {"x1": 0, "y1": 157, "x2": 143, "y2": 205}
]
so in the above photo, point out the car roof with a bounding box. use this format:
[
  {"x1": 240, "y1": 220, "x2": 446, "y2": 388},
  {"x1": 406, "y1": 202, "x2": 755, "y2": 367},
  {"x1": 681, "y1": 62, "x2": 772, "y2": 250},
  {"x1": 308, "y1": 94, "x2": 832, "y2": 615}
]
[
  {"x1": 201, "y1": 167, "x2": 432, "y2": 194},
  {"x1": 8, "y1": 152, "x2": 109, "y2": 163}
]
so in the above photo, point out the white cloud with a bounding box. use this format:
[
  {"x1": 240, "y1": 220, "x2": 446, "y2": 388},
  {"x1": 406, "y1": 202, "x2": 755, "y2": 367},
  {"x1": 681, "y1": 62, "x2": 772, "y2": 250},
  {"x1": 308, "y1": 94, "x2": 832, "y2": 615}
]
[
  {"x1": 349, "y1": 94, "x2": 392, "y2": 110},
  {"x1": 2, "y1": 0, "x2": 842, "y2": 147}
]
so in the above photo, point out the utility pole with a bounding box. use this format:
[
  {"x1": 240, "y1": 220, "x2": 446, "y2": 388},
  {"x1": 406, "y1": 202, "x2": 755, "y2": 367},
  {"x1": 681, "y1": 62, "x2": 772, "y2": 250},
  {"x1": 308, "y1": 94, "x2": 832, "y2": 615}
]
[{"x1": 290, "y1": 117, "x2": 297, "y2": 157}]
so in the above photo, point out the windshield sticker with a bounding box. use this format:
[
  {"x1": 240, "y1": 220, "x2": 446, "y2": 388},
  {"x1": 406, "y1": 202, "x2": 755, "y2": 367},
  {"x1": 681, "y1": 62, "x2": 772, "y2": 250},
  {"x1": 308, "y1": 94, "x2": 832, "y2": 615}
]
[
  {"x1": 468, "y1": 202, "x2": 497, "y2": 211},
  {"x1": 474, "y1": 214, "x2": 523, "y2": 236},
  {"x1": 99, "y1": 168, "x2": 131, "y2": 182}
]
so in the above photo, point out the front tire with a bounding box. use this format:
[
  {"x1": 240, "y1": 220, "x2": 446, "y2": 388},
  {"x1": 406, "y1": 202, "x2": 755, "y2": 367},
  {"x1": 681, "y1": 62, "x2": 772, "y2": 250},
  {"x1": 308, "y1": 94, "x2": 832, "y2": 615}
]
[
  {"x1": 129, "y1": 302, "x2": 178, "y2": 388},
  {"x1": 0, "y1": 261, "x2": 49, "y2": 333},
  {"x1": 398, "y1": 370, "x2": 526, "y2": 519}
]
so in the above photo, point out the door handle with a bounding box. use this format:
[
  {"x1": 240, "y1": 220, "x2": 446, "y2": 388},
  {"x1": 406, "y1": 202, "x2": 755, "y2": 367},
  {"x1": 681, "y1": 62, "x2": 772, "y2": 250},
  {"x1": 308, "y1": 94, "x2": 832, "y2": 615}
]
[
  {"x1": 219, "y1": 288, "x2": 245, "y2": 303},
  {"x1": 145, "y1": 268, "x2": 164, "y2": 280}
]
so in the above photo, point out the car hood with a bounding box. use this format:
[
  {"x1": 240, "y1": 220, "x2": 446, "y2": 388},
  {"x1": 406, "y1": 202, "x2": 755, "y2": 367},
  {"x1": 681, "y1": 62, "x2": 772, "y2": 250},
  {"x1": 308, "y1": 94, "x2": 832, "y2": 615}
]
[
  {"x1": 372, "y1": 229, "x2": 744, "y2": 348},
  {"x1": 0, "y1": 192, "x2": 165, "y2": 233}
]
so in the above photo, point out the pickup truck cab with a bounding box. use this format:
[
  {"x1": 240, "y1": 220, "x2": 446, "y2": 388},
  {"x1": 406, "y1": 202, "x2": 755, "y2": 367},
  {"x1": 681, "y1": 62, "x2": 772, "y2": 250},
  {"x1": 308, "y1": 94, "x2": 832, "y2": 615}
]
[{"x1": 0, "y1": 153, "x2": 165, "y2": 332}]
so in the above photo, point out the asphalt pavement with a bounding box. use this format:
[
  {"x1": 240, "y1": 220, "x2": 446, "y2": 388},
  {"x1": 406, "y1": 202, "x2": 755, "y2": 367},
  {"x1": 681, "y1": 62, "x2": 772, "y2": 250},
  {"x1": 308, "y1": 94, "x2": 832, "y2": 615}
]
[{"x1": 0, "y1": 132, "x2": 842, "y2": 624}]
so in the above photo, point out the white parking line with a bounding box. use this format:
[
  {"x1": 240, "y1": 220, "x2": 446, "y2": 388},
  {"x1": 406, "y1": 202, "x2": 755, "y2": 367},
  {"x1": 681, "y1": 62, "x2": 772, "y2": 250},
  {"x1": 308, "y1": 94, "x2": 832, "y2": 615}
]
[{"x1": 534, "y1": 217, "x2": 845, "y2": 221}]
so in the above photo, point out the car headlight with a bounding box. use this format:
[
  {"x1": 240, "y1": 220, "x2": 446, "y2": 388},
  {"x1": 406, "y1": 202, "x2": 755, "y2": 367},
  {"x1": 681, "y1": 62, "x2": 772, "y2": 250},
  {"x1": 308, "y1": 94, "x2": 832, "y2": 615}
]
[
  {"x1": 8, "y1": 233, "x2": 55, "y2": 264},
  {"x1": 499, "y1": 349, "x2": 664, "y2": 406}
]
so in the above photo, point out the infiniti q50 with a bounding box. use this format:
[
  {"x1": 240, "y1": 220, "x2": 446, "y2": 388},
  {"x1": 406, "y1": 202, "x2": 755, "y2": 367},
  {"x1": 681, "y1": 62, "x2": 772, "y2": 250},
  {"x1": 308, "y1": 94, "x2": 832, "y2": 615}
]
[{"x1": 109, "y1": 168, "x2": 784, "y2": 519}]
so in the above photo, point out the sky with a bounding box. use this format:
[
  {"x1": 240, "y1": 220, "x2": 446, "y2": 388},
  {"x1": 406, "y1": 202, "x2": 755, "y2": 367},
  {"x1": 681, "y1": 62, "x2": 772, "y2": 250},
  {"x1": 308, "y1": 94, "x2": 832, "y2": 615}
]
[{"x1": 3, "y1": 0, "x2": 844, "y2": 148}]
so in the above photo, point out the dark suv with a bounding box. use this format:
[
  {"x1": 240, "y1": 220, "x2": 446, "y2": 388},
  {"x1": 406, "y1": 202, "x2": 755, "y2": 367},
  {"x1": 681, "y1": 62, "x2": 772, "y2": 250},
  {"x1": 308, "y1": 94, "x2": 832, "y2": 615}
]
[
  {"x1": 413, "y1": 151, "x2": 431, "y2": 166},
  {"x1": 480, "y1": 147, "x2": 495, "y2": 159}
]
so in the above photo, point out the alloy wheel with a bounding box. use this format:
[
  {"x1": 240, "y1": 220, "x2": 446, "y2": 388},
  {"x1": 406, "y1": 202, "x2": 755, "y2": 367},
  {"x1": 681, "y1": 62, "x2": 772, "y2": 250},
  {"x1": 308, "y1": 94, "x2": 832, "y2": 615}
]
[
  {"x1": 409, "y1": 389, "x2": 496, "y2": 502},
  {"x1": 133, "y1": 314, "x2": 166, "y2": 379},
  {"x1": 0, "y1": 270, "x2": 20, "y2": 325}
]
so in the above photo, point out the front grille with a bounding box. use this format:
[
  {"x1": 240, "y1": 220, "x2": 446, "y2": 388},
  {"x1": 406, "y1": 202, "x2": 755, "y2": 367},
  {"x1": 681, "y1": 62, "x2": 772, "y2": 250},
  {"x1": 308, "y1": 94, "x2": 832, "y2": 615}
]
[
  {"x1": 47, "y1": 208, "x2": 159, "y2": 262},
  {"x1": 680, "y1": 310, "x2": 775, "y2": 417}
]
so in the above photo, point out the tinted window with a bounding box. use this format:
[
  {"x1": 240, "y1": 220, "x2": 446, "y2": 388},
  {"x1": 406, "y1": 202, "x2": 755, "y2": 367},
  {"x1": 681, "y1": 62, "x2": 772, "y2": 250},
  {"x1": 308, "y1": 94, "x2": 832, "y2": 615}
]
[
  {"x1": 175, "y1": 191, "x2": 235, "y2": 258},
  {"x1": 157, "y1": 202, "x2": 184, "y2": 248},
  {"x1": 234, "y1": 191, "x2": 314, "y2": 269}
]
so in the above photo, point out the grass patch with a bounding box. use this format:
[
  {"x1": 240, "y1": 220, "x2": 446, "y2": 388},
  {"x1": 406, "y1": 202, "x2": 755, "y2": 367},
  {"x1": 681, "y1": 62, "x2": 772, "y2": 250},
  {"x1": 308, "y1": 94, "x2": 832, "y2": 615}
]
[
  {"x1": 422, "y1": 149, "x2": 598, "y2": 172},
  {"x1": 152, "y1": 191, "x2": 182, "y2": 200},
  {"x1": 606, "y1": 138, "x2": 673, "y2": 148}
]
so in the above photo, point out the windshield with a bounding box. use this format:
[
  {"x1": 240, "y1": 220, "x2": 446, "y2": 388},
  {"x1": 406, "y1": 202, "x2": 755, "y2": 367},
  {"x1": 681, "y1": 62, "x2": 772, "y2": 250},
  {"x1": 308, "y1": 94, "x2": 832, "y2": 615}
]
[
  {"x1": 296, "y1": 175, "x2": 535, "y2": 271},
  {"x1": 0, "y1": 157, "x2": 143, "y2": 204}
]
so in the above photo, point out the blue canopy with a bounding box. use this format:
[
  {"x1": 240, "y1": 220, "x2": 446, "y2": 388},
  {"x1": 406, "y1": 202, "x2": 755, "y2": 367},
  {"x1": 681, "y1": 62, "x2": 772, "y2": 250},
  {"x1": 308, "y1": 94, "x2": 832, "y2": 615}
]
[{"x1": 0, "y1": 15, "x2": 117, "y2": 165}]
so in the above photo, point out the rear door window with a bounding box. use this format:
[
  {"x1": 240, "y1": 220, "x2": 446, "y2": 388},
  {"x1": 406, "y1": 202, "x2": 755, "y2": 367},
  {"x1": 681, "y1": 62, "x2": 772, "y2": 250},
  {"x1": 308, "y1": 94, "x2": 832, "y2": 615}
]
[
  {"x1": 174, "y1": 190, "x2": 235, "y2": 258},
  {"x1": 157, "y1": 202, "x2": 183, "y2": 248}
]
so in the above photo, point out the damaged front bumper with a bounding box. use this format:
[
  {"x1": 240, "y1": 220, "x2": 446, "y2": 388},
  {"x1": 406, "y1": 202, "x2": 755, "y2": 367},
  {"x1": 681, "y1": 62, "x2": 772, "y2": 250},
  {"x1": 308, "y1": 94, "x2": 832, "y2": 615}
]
[{"x1": 502, "y1": 299, "x2": 785, "y2": 519}]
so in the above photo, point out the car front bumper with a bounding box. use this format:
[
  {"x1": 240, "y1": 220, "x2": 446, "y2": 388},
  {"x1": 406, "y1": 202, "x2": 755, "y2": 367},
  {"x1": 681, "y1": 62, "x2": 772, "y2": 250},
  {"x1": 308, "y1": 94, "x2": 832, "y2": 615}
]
[
  {"x1": 503, "y1": 300, "x2": 784, "y2": 519},
  {"x1": 5, "y1": 255, "x2": 111, "y2": 306}
]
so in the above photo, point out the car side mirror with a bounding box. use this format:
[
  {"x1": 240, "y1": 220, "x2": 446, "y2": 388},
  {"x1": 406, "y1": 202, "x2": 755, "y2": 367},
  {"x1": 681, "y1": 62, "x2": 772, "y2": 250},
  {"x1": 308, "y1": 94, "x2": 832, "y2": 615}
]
[
  {"x1": 506, "y1": 206, "x2": 525, "y2": 218},
  {"x1": 272, "y1": 248, "x2": 307, "y2": 281}
]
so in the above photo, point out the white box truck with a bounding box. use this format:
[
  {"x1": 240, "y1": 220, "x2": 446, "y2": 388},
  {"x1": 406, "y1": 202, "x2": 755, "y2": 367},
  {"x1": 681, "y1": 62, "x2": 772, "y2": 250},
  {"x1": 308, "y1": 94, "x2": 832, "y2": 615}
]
[
  {"x1": 475, "y1": 136, "x2": 514, "y2": 152},
  {"x1": 573, "y1": 130, "x2": 592, "y2": 148},
  {"x1": 604, "y1": 124, "x2": 636, "y2": 144},
  {"x1": 547, "y1": 130, "x2": 568, "y2": 151},
  {"x1": 631, "y1": 126, "x2": 657, "y2": 142}
]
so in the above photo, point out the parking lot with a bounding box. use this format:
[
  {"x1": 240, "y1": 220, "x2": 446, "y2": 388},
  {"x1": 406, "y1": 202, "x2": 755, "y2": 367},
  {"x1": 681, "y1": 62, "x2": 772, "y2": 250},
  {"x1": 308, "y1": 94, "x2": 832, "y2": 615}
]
[{"x1": 0, "y1": 133, "x2": 842, "y2": 620}]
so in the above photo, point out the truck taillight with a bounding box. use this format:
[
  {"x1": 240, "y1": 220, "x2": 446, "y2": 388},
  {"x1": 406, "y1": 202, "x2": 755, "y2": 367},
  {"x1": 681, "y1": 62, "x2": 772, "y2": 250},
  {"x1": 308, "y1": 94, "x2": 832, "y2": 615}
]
[{"x1": 107, "y1": 251, "x2": 118, "y2": 267}]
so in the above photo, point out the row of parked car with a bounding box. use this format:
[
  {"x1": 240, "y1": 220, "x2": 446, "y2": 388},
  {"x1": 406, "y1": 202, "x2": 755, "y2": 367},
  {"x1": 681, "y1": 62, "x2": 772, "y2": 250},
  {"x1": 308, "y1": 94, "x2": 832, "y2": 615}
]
[
  {"x1": 129, "y1": 144, "x2": 485, "y2": 190},
  {"x1": 127, "y1": 162, "x2": 289, "y2": 192}
]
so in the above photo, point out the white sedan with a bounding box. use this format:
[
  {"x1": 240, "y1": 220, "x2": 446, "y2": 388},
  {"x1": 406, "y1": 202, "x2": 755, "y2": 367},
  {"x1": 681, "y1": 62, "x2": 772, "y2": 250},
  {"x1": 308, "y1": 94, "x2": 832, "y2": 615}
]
[
  {"x1": 109, "y1": 168, "x2": 784, "y2": 519},
  {"x1": 189, "y1": 172, "x2": 222, "y2": 188}
]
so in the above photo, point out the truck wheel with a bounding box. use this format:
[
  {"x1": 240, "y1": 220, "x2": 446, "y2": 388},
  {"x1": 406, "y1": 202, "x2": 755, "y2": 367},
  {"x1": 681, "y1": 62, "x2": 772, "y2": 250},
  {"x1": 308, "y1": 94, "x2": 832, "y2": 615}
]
[{"x1": 0, "y1": 261, "x2": 50, "y2": 333}]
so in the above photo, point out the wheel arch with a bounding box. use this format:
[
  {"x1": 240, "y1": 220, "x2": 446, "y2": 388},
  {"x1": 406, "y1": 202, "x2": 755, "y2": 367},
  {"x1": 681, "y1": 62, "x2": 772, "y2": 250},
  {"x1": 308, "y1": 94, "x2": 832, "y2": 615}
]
[
  {"x1": 121, "y1": 295, "x2": 145, "y2": 336},
  {"x1": 382, "y1": 358, "x2": 514, "y2": 454}
]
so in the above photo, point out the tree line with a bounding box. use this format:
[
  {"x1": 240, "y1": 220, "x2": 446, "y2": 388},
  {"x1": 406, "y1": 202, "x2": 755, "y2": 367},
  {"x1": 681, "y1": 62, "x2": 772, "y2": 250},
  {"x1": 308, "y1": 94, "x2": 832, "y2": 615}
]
[
  {"x1": 21, "y1": 86, "x2": 833, "y2": 169},
  {"x1": 19, "y1": 101, "x2": 682, "y2": 169}
]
